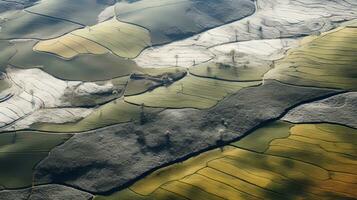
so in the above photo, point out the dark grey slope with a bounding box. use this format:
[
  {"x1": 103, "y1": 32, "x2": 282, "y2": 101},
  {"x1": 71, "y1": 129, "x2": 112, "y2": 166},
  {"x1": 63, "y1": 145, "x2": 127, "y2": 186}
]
[
  {"x1": 115, "y1": 0, "x2": 256, "y2": 44},
  {"x1": 0, "y1": 0, "x2": 39, "y2": 13},
  {"x1": 283, "y1": 92, "x2": 357, "y2": 128},
  {"x1": 0, "y1": 184, "x2": 93, "y2": 200},
  {"x1": 34, "y1": 80, "x2": 340, "y2": 193},
  {"x1": 0, "y1": 11, "x2": 82, "y2": 40},
  {"x1": 0, "y1": 2, "x2": 22, "y2": 13},
  {"x1": 26, "y1": 0, "x2": 116, "y2": 26}
]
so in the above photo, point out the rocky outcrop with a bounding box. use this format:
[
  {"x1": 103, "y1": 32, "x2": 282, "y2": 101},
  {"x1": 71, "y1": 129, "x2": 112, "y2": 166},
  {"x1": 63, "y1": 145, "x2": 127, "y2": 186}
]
[
  {"x1": 0, "y1": 184, "x2": 93, "y2": 200},
  {"x1": 34, "y1": 80, "x2": 340, "y2": 193},
  {"x1": 283, "y1": 92, "x2": 357, "y2": 128}
]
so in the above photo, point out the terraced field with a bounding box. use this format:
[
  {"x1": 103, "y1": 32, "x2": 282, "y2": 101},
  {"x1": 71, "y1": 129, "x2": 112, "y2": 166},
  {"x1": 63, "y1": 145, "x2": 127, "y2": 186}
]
[
  {"x1": 34, "y1": 18, "x2": 151, "y2": 59},
  {"x1": 0, "y1": 1, "x2": 356, "y2": 200},
  {"x1": 96, "y1": 122, "x2": 357, "y2": 200},
  {"x1": 125, "y1": 75, "x2": 260, "y2": 109},
  {"x1": 0, "y1": 131, "x2": 71, "y2": 189},
  {"x1": 265, "y1": 24, "x2": 357, "y2": 90}
]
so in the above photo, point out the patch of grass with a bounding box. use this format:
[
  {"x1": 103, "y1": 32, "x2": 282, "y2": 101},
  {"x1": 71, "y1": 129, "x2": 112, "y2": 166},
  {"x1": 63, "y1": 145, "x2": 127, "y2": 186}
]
[{"x1": 0, "y1": 131, "x2": 72, "y2": 188}]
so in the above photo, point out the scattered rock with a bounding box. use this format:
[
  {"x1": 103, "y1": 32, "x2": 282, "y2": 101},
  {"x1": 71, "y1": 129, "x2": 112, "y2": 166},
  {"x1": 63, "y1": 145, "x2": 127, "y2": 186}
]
[
  {"x1": 283, "y1": 92, "x2": 357, "y2": 128},
  {"x1": 0, "y1": 184, "x2": 93, "y2": 200}
]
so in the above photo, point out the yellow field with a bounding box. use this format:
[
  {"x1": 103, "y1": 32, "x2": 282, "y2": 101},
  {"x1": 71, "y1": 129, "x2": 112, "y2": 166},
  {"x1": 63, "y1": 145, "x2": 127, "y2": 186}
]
[
  {"x1": 265, "y1": 25, "x2": 357, "y2": 90},
  {"x1": 95, "y1": 122, "x2": 357, "y2": 200},
  {"x1": 34, "y1": 18, "x2": 151, "y2": 59},
  {"x1": 125, "y1": 75, "x2": 260, "y2": 109}
]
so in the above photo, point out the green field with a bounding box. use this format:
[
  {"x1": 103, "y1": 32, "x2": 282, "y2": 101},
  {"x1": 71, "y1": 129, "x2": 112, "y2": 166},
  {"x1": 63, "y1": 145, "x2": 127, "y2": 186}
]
[
  {"x1": 95, "y1": 122, "x2": 357, "y2": 200},
  {"x1": 231, "y1": 121, "x2": 293, "y2": 152},
  {"x1": 125, "y1": 75, "x2": 260, "y2": 109},
  {"x1": 0, "y1": 131, "x2": 71, "y2": 188}
]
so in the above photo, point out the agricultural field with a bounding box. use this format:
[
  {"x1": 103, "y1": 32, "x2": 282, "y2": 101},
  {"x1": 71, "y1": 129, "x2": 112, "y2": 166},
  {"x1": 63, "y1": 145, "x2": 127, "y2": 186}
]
[
  {"x1": 96, "y1": 122, "x2": 357, "y2": 200},
  {"x1": 34, "y1": 18, "x2": 151, "y2": 59},
  {"x1": 0, "y1": 1, "x2": 356, "y2": 200},
  {"x1": 265, "y1": 24, "x2": 357, "y2": 90}
]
